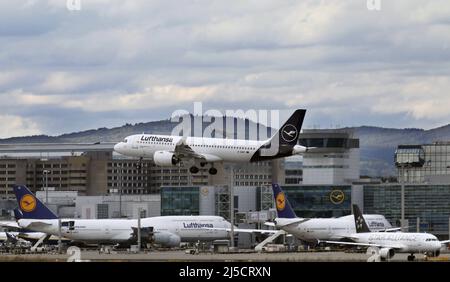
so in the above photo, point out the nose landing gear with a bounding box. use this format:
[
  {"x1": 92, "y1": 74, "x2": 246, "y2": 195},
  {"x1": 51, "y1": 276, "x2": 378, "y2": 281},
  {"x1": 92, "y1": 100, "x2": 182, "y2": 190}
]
[{"x1": 136, "y1": 157, "x2": 143, "y2": 169}]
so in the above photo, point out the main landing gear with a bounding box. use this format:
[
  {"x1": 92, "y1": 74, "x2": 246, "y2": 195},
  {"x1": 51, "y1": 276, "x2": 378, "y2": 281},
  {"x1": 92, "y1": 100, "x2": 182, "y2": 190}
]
[
  {"x1": 407, "y1": 254, "x2": 415, "y2": 261},
  {"x1": 189, "y1": 165, "x2": 218, "y2": 175}
]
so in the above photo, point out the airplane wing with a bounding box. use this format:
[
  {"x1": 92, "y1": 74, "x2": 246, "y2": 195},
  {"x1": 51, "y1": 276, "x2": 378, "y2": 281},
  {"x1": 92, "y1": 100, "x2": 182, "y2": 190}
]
[
  {"x1": 173, "y1": 137, "x2": 223, "y2": 162},
  {"x1": 276, "y1": 218, "x2": 311, "y2": 227},
  {"x1": 201, "y1": 227, "x2": 280, "y2": 235},
  {"x1": 21, "y1": 222, "x2": 53, "y2": 230},
  {"x1": 230, "y1": 228, "x2": 280, "y2": 235},
  {"x1": 375, "y1": 227, "x2": 402, "y2": 232},
  {"x1": 440, "y1": 240, "x2": 450, "y2": 245},
  {"x1": 0, "y1": 221, "x2": 20, "y2": 229},
  {"x1": 320, "y1": 240, "x2": 404, "y2": 250}
]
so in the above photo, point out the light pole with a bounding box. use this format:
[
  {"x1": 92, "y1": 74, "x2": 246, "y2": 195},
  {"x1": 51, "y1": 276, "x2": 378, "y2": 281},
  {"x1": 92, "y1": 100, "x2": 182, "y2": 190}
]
[
  {"x1": 137, "y1": 208, "x2": 141, "y2": 253},
  {"x1": 398, "y1": 164, "x2": 410, "y2": 232},
  {"x1": 119, "y1": 162, "x2": 123, "y2": 218},
  {"x1": 228, "y1": 164, "x2": 235, "y2": 248},
  {"x1": 43, "y1": 170, "x2": 49, "y2": 204}
]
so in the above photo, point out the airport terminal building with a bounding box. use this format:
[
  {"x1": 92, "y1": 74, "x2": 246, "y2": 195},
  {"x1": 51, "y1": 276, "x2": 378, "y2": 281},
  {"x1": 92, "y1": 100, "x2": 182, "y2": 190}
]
[
  {"x1": 363, "y1": 184, "x2": 450, "y2": 238},
  {"x1": 358, "y1": 142, "x2": 450, "y2": 239},
  {"x1": 1, "y1": 132, "x2": 450, "y2": 240},
  {"x1": 279, "y1": 129, "x2": 361, "y2": 218}
]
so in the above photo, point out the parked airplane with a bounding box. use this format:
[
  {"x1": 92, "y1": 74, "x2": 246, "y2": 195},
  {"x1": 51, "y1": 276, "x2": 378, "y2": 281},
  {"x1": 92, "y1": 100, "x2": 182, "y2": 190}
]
[
  {"x1": 12, "y1": 185, "x2": 234, "y2": 247},
  {"x1": 114, "y1": 109, "x2": 308, "y2": 174},
  {"x1": 0, "y1": 232, "x2": 32, "y2": 248},
  {"x1": 321, "y1": 204, "x2": 450, "y2": 261},
  {"x1": 270, "y1": 184, "x2": 396, "y2": 243},
  {"x1": 0, "y1": 216, "x2": 69, "y2": 245},
  {"x1": 0, "y1": 232, "x2": 23, "y2": 243}
]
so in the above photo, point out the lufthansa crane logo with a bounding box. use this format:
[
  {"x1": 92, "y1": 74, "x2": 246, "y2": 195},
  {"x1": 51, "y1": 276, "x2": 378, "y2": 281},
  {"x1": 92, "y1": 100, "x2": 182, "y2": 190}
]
[
  {"x1": 20, "y1": 194, "x2": 37, "y2": 212},
  {"x1": 281, "y1": 124, "x2": 298, "y2": 143},
  {"x1": 329, "y1": 190, "x2": 345, "y2": 205},
  {"x1": 200, "y1": 187, "x2": 209, "y2": 196},
  {"x1": 276, "y1": 192, "x2": 286, "y2": 211}
]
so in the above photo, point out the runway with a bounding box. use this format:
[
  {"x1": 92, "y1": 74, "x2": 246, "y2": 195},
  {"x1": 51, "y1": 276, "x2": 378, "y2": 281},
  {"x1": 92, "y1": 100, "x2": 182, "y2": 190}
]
[{"x1": 0, "y1": 250, "x2": 449, "y2": 262}]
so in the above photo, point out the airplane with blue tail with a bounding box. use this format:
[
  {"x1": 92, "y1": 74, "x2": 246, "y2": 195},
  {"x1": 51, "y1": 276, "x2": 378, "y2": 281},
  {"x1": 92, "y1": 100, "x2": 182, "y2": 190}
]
[
  {"x1": 11, "y1": 185, "x2": 235, "y2": 247},
  {"x1": 269, "y1": 184, "x2": 398, "y2": 243}
]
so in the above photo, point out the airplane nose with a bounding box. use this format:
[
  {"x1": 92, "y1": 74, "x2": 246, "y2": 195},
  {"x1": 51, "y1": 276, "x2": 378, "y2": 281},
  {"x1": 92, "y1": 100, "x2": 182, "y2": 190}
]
[{"x1": 114, "y1": 142, "x2": 122, "y2": 153}]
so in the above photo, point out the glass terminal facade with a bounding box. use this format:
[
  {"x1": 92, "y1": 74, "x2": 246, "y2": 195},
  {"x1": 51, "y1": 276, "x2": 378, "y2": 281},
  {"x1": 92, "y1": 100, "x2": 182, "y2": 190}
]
[
  {"x1": 160, "y1": 186, "x2": 200, "y2": 216},
  {"x1": 281, "y1": 185, "x2": 351, "y2": 218},
  {"x1": 395, "y1": 143, "x2": 450, "y2": 183},
  {"x1": 364, "y1": 184, "x2": 450, "y2": 238}
]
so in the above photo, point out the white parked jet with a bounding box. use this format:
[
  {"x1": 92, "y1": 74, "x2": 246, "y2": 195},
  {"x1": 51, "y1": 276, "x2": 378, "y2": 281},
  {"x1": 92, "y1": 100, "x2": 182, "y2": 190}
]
[
  {"x1": 321, "y1": 204, "x2": 450, "y2": 261},
  {"x1": 202, "y1": 184, "x2": 396, "y2": 242},
  {"x1": 269, "y1": 184, "x2": 396, "y2": 243},
  {"x1": 13, "y1": 185, "x2": 233, "y2": 247},
  {"x1": 114, "y1": 109, "x2": 308, "y2": 174},
  {"x1": 0, "y1": 216, "x2": 71, "y2": 245}
]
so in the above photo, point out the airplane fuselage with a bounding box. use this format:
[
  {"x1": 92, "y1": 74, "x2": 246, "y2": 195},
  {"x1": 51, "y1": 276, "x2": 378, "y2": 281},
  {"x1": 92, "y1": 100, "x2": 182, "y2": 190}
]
[
  {"x1": 276, "y1": 215, "x2": 392, "y2": 242},
  {"x1": 351, "y1": 232, "x2": 442, "y2": 253},
  {"x1": 115, "y1": 134, "x2": 266, "y2": 163},
  {"x1": 17, "y1": 216, "x2": 231, "y2": 245}
]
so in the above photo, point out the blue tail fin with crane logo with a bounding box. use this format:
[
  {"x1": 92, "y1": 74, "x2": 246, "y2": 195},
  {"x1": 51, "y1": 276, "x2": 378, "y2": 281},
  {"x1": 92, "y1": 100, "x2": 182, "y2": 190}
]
[
  {"x1": 272, "y1": 183, "x2": 297, "y2": 218},
  {"x1": 13, "y1": 185, "x2": 58, "y2": 220}
]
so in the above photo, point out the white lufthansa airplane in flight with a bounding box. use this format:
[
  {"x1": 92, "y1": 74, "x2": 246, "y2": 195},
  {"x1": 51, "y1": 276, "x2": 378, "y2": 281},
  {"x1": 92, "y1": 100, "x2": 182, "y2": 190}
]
[
  {"x1": 114, "y1": 109, "x2": 308, "y2": 174},
  {"x1": 321, "y1": 205, "x2": 450, "y2": 261},
  {"x1": 12, "y1": 185, "x2": 234, "y2": 247},
  {"x1": 269, "y1": 184, "x2": 397, "y2": 243}
]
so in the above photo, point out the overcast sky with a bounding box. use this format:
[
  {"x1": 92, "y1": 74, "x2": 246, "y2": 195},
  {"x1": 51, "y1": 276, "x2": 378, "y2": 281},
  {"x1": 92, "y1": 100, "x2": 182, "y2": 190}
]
[{"x1": 1, "y1": 0, "x2": 450, "y2": 138}]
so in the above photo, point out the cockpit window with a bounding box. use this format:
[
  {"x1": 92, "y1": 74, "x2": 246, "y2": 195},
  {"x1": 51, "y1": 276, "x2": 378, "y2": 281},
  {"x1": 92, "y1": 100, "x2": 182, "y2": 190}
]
[{"x1": 123, "y1": 138, "x2": 128, "y2": 143}]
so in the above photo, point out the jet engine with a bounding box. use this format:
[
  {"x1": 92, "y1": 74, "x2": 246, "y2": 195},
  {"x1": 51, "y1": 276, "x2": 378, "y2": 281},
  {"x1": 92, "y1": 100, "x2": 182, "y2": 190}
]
[
  {"x1": 379, "y1": 248, "x2": 395, "y2": 260},
  {"x1": 152, "y1": 232, "x2": 181, "y2": 247},
  {"x1": 153, "y1": 151, "x2": 180, "y2": 166}
]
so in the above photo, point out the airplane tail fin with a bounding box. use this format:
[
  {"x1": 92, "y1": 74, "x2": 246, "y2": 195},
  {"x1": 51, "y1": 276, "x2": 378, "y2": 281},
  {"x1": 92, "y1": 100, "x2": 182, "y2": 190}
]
[
  {"x1": 13, "y1": 208, "x2": 23, "y2": 221},
  {"x1": 12, "y1": 185, "x2": 58, "y2": 220},
  {"x1": 5, "y1": 232, "x2": 18, "y2": 244},
  {"x1": 352, "y1": 204, "x2": 371, "y2": 233},
  {"x1": 270, "y1": 109, "x2": 306, "y2": 147},
  {"x1": 251, "y1": 109, "x2": 307, "y2": 161},
  {"x1": 272, "y1": 183, "x2": 297, "y2": 218}
]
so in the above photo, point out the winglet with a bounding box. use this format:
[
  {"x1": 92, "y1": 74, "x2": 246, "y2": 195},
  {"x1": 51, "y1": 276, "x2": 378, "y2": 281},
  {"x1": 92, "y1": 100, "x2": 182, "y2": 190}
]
[{"x1": 12, "y1": 185, "x2": 58, "y2": 220}]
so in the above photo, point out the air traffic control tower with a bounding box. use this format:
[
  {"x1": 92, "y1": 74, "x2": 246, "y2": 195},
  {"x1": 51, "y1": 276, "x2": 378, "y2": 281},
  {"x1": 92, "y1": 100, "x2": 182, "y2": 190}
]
[{"x1": 299, "y1": 129, "x2": 360, "y2": 185}]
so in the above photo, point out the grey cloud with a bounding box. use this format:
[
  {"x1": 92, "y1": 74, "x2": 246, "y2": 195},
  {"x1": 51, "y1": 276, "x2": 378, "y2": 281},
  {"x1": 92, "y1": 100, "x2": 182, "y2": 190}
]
[{"x1": 1, "y1": 1, "x2": 450, "y2": 137}]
